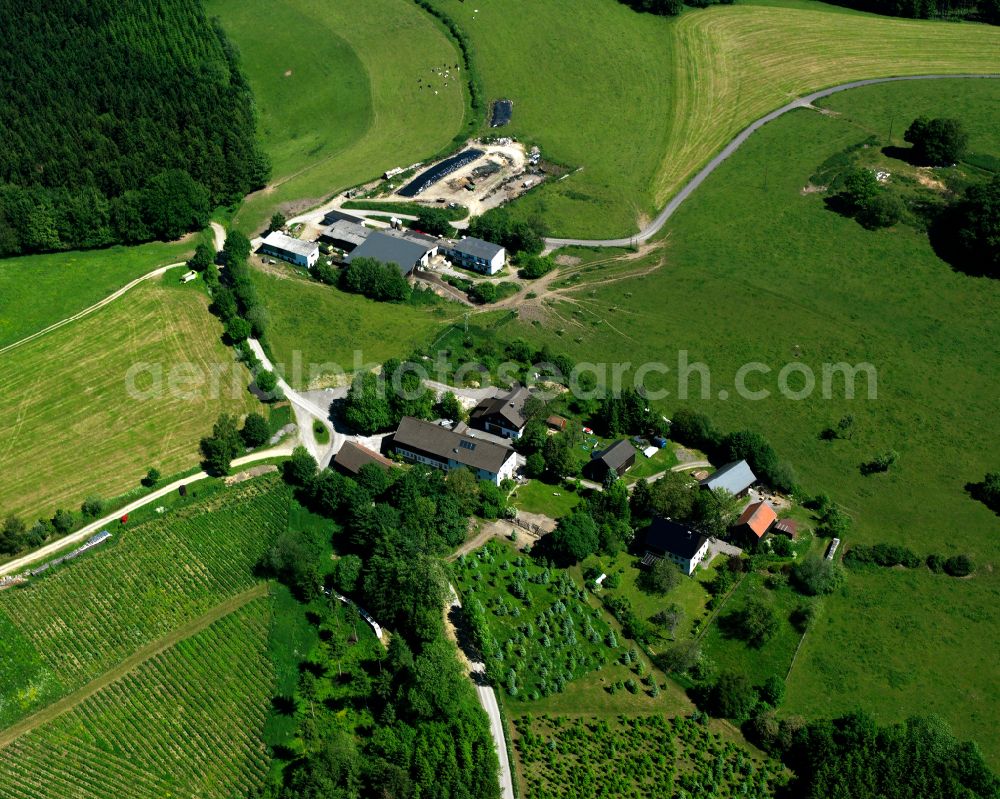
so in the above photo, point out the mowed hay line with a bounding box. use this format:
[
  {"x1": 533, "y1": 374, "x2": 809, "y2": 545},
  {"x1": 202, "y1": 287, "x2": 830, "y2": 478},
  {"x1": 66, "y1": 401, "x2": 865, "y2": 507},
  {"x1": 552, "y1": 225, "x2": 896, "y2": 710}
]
[
  {"x1": 0, "y1": 281, "x2": 260, "y2": 519},
  {"x1": 659, "y1": 6, "x2": 1000, "y2": 207}
]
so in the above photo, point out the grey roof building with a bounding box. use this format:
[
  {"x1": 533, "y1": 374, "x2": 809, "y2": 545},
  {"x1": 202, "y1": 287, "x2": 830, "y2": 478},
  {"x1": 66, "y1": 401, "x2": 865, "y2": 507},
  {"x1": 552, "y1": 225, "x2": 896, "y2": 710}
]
[
  {"x1": 699, "y1": 460, "x2": 757, "y2": 497},
  {"x1": 392, "y1": 416, "x2": 517, "y2": 485},
  {"x1": 260, "y1": 231, "x2": 319, "y2": 267},
  {"x1": 586, "y1": 439, "x2": 637, "y2": 480},
  {"x1": 320, "y1": 219, "x2": 370, "y2": 251},
  {"x1": 443, "y1": 236, "x2": 506, "y2": 275},
  {"x1": 346, "y1": 231, "x2": 435, "y2": 276},
  {"x1": 470, "y1": 385, "x2": 530, "y2": 438}
]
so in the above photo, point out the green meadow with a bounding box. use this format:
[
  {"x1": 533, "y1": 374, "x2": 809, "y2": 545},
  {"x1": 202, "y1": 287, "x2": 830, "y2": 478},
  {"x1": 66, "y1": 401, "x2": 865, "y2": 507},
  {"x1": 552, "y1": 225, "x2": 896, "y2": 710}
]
[
  {"x1": 207, "y1": 0, "x2": 467, "y2": 235},
  {"x1": 0, "y1": 239, "x2": 193, "y2": 349},
  {"x1": 493, "y1": 78, "x2": 1000, "y2": 761},
  {"x1": 250, "y1": 267, "x2": 460, "y2": 389}
]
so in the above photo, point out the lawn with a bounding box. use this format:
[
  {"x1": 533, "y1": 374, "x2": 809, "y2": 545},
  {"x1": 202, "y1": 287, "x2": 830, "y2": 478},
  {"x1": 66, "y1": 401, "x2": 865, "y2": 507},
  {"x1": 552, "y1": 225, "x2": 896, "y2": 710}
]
[
  {"x1": 0, "y1": 477, "x2": 289, "y2": 727},
  {"x1": 0, "y1": 598, "x2": 274, "y2": 799},
  {"x1": 424, "y1": 0, "x2": 1000, "y2": 237},
  {"x1": 251, "y1": 268, "x2": 459, "y2": 389},
  {"x1": 511, "y1": 480, "x2": 581, "y2": 518},
  {"x1": 493, "y1": 78, "x2": 1000, "y2": 763},
  {"x1": 0, "y1": 278, "x2": 261, "y2": 520},
  {"x1": 699, "y1": 572, "x2": 806, "y2": 687},
  {"x1": 624, "y1": 445, "x2": 680, "y2": 483},
  {"x1": 207, "y1": 0, "x2": 467, "y2": 235},
  {"x1": 0, "y1": 239, "x2": 193, "y2": 349}
]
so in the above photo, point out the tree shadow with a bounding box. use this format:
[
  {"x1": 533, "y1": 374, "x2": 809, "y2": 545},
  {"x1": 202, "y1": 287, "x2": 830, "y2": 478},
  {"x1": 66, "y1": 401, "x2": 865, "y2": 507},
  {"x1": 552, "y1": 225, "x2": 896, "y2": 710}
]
[
  {"x1": 965, "y1": 480, "x2": 1000, "y2": 515},
  {"x1": 881, "y1": 144, "x2": 922, "y2": 165},
  {"x1": 270, "y1": 695, "x2": 296, "y2": 716}
]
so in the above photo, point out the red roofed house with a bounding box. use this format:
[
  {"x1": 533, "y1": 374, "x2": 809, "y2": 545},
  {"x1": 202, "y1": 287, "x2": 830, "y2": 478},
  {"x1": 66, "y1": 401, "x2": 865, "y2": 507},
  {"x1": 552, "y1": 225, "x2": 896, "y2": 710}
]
[{"x1": 734, "y1": 500, "x2": 777, "y2": 541}]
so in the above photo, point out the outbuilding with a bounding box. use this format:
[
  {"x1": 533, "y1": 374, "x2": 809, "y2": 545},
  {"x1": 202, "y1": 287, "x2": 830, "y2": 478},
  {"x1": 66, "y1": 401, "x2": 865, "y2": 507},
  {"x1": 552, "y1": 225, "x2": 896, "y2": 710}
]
[
  {"x1": 260, "y1": 231, "x2": 319, "y2": 268},
  {"x1": 320, "y1": 219, "x2": 370, "y2": 252},
  {"x1": 699, "y1": 460, "x2": 757, "y2": 498},
  {"x1": 346, "y1": 231, "x2": 436, "y2": 276},
  {"x1": 734, "y1": 500, "x2": 777, "y2": 541},
  {"x1": 586, "y1": 439, "x2": 637, "y2": 481},
  {"x1": 333, "y1": 441, "x2": 394, "y2": 476}
]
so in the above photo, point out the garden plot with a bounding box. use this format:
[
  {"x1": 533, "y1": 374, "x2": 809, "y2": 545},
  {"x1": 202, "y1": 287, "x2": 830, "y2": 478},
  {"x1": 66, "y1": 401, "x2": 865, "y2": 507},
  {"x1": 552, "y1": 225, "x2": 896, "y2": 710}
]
[
  {"x1": 514, "y1": 713, "x2": 782, "y2": 799},
  {"x1": 454, "y1": 540, "x2": 616, "y2": 702}
]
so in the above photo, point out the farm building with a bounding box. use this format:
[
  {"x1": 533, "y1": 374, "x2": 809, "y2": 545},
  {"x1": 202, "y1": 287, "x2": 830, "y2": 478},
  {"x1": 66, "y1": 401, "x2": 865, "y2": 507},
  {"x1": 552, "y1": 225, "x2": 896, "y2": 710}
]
[
  {"x1": 470, "y1": 385, "x2": 530, "y2": 439},
  {"x1": 333, "y1": 441, "x2": 394, "y2": 475},
  {"x1": 774, "y1": 518, "x2": 798, "y2": 538},
  {"x1": 260, "y1": 231, "x2": 319, "y2": 268},
  {"x1": 546, "y1": 414, "x2": 568, "y2": 431},
  {"x1": 392, "y1": 416, "x2": 516, "y2": 485},
  {"x1": 322, "y1": 209, "x2": 368, "y2": 226},
  {"x1": 443, "y1": 236, "x2": 506, "y2": 275},
  {"x1": 734, "y1": 500, "x2": 777, "y2": 541},
  {"x1": 641, "y1": 518, "x2": 710, "y2": 576},
  {"x1": 320, "y1": 219, "x2": 370, "y2": 252},
  {"x1": 699, "y1": 459, "x2": 756, "y2": 497},
  {"x1": 345, "y1": 231, "x2": 436, "y2": 276},
  {"x1": 586, "y1": 439, "x2": 637, "y2": 481}
]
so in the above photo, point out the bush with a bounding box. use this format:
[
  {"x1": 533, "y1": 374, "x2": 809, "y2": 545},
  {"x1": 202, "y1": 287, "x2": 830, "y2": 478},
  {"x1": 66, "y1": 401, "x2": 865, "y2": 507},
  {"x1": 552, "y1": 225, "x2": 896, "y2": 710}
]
[
  {"x1": 790, "y1": 556, "x2": 844, "y2": 596},
  {"x1": 141, "y1": 467, "x2": 161, "y2": 488},
  {"x1": 224, "y1": 316, "x2": 251, "y2": 343},
  {"x1": 81, "y1": 495, "x2": 104, "y2": 518},
  {"x1": 726, "y1": 598, "x2": 778, "y2": 648},
  {"x1": 926, "y1": 553, "x2": 945, "y2": 573},
  {"x1": 470, "y1": 281, "x2": 498, "y2": 304},
  {"x1": 706, "y1": 672, "x2": 757, "y2": 722},
  {"x1": 640, "y1": 557, "x2": 682, "y2": 595},
  {"x1": 240, "y1": 413, "x2": 270, "y2": 448},
  {"x1": 789, "y1": 603, "x2": 815, "y2": 632},
  {"x1": 943, "y1": 554, "x2": 973, "y2": 577},
  {"x1": 517, "y1": 255, "x2": 556, "y2": 279},
  {"x1": 311, "y1": 261, "x2": 340, "y2": 285}
]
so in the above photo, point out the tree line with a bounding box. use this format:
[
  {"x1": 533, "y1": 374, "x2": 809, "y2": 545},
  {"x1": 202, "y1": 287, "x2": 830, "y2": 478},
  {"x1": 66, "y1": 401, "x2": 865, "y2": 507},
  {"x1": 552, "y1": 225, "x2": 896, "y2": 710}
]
[{"x1": 0, "y1": 0, "x2": 268, "y2": 256}]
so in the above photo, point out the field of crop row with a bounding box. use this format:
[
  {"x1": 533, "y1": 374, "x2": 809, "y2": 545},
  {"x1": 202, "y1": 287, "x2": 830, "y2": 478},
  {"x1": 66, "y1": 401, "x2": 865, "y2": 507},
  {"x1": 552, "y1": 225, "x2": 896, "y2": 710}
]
[
  {"x1": 515, "y1": 713, "x2": 780, "y2": 799},
  {"x1": 0, "y1": 599, "x2": 274, "y2": 799},
  {"x1": 0, "y1": 477, "x2": 289, "y2": 727}
]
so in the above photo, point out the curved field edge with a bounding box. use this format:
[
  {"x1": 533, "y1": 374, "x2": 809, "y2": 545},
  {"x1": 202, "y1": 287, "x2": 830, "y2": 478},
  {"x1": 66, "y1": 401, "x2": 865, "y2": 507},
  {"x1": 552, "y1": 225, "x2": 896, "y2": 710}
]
[
  {"x1": 423, "y1": 0, "x2": 1000, "y2": 238},
  {"x1": 0, "y1": 597, "x2": 274, "y2": 799},
  {"x1": 209, "y1": 0, "x2": 468, "y2": 234},
  {"x1": 0, "y1": 279, "x2": 261, "y2": 520}
]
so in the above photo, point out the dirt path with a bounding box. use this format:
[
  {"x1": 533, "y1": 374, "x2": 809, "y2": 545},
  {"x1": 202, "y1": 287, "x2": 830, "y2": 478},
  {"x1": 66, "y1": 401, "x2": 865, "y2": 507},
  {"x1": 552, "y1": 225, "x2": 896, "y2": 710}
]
[{"x1": 0, "y1": 583, "x2": 269, "y2": 749}]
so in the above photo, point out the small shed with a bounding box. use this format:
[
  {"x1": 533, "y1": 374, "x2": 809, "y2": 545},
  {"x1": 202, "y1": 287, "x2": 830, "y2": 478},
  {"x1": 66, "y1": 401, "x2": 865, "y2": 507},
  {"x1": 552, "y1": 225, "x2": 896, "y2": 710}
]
[
  {"x1": 586, "y1": 439, "x2": 637, "y2": 481},
  {"x1": 546, "y1": 415, "x2": 568, "y2": 432},
  {"x1": 773, "y1": 518, "x2": 799, "y2": 539}
]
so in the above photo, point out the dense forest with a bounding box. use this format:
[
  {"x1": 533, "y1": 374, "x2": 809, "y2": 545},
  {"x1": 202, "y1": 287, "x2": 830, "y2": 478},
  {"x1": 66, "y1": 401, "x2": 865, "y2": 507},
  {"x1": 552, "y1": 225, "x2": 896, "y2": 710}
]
[
  {"x1": 618, "y1": 0, "x2": 998, "y2": 20},
  {"x1": 0, "y1": 0, "x2": 269, "y2": 256}
]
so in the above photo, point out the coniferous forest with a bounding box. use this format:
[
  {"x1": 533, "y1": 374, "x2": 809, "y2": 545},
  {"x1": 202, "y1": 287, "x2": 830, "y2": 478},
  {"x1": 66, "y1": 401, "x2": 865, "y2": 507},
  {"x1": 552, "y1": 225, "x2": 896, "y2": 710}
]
[{"x1": 0, "y1": 0, "x2": 269, "y2": 256}]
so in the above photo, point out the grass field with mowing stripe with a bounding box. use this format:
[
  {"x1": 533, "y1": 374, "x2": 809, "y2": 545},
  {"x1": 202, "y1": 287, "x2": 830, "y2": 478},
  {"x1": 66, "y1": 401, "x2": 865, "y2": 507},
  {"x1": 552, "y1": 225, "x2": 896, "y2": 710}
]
[
  {"x1": 251, "y1": 267, "x2": 460, "y2": 388},
  {"x1": 494, "y1": 78, "x2": 1000, "y2": 763},
  {"x1": 425, "y1": 0, "x2": 1000, "y2": 237},
  {"x1": 207, "y1": 0, "x2": 467, "y2": 235},
  {"x1": 0, "y1": 598, "x2": 274, "y2": 799},
  {"x1": 0, "y1": 239, "x2": 193, "y2": 349},
  {"x1": 0, "y1": 277, "x2": 261, "y2": 519}
]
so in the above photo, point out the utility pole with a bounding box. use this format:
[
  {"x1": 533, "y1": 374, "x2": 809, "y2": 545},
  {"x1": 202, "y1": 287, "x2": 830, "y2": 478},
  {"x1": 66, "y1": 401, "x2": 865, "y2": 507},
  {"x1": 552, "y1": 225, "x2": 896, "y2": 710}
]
[{"x1": 888, "y1": 115, "x2": 895, "y2": 145}]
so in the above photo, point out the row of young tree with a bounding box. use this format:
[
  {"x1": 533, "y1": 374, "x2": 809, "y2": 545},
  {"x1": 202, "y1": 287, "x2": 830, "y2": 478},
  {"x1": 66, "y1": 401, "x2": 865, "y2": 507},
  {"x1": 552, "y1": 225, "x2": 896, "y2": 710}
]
[
  {"x1": 261, "y1": 452, "x2": 501, "y2": 798},
  {"x1": 0, "y1": 0, "x2": 268, "y2": 256}
]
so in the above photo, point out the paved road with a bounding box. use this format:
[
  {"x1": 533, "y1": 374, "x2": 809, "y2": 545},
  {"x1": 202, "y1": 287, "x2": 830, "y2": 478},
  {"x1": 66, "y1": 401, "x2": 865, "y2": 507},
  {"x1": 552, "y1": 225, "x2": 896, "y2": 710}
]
[
  {"x1": 447, "y1": 585, "x2": 515, "y2": 799},
  {"x1": 0, "y1": 446, "x2": 294, "y2": 578},
  {"x1": 544, "y1": 73, "x2": 1000, "y2": 250}
]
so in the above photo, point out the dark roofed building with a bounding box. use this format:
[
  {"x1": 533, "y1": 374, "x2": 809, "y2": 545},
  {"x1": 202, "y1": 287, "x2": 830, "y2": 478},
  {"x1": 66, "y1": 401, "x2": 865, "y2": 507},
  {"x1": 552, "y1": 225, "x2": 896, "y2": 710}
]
[
  {"x1": 586, "y1": 439, "x2": 637, "y2": 481},
  {"x1": 699, "y1": 460, "x2": 757, "y2": 497},
  {"x1": 322, "y1": 209, "x2": 367, "y2": 226},
  {"x1": 641, "y1": 518, "x2": 711, "y2": 576},
  {"x1": 470, "y1": 385, "x2": 530, "y2": 439},
  {"x1": 345, "y1": 231, "x2": 436, "y2": 276},
  {"x1": 774, "y1": 518, "x2": 799, "y2": 538},
  {"x1": 392, "y1": 416, "x2": 516, "y2": 485},
  {"x1": 333, "y1": 441, "x2": 394, "y2": 475},
  {"x1": 320, "y1": 219, "x2": 370, "y2": 252}
]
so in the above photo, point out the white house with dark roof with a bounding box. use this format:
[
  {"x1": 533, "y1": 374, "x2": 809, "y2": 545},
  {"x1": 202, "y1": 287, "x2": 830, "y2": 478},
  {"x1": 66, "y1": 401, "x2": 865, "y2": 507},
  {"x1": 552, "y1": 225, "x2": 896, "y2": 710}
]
[
  {"x1": 392, "y1": 416, "x2": 517, "y2": 485},
  {"x1": 260, "y1": 231, "x2": 319, "y2": 268},
  {"x1": 443, "y1": 236, "x2": 506, "y2": 275},
  {"x1": 641, "y1": 518, "x2": 711, "y2": 576}
]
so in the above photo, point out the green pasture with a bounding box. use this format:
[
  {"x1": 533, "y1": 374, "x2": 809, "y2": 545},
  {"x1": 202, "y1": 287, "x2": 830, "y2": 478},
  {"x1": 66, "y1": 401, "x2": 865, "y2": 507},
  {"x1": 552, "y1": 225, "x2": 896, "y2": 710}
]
[
  {"x1": 208, "y1": 0, "x2": 467, "y2": 235},
  {"x1": 510, "y1": 480, "x2": 581, "y2": 518},
  {"x1": 493, "y1": 78, "x2": 1000, "y2": 763},
  {"x1": 0, "y1": 239, "x2": 193, "y2": 349},
  {"x1": 251, "y1": 268, "x2": 458, "y2": 389}
]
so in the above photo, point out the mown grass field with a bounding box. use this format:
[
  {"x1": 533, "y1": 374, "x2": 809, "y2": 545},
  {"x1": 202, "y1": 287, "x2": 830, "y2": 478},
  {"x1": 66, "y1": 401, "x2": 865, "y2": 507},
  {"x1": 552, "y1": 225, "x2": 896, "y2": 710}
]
[
  {"x1": 0, "y1": 478, "x2": 289, "y2": 727},
  {"x1": 0, "y1": 277, "x2": 262, "y2": 519},
  {"x1": 251, "y1": 268, "x2": 459, "y2": 389},
  {"x1": 207, "y1": 0, "x2": 467, "y2": 235},
  {"x1": 425, "y1": 0, "x2": 1000, "y2": 237},
  {"x1": 0, "y1": 239, "x2": 193, "y2": 349},
  {"x1": 0, "y1": 599, "x2": 274, "y2": 799},
  {"x1": 496, "y1": 79, "x2": 1000, "y2": 762}
]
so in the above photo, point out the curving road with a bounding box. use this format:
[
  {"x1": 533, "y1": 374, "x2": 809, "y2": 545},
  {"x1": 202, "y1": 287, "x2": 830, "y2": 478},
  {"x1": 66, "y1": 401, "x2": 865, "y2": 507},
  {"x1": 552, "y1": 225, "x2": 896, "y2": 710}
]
[{"x1": 543, "y1": 73, "x2": 1000, "y2": 250}]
